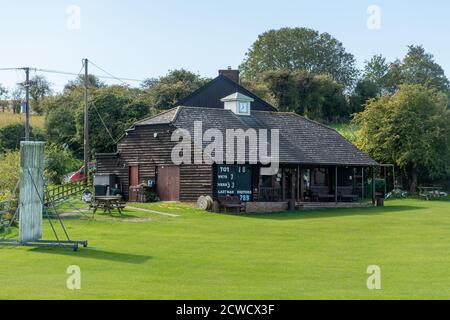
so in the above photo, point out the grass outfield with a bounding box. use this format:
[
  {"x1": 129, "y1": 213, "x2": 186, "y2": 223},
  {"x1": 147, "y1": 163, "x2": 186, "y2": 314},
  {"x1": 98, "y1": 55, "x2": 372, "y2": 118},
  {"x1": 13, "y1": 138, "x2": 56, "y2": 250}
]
[
  {"x1": 1, "y1": 198, "x2": 450, "y2": 300},
  {"x1": 0, "y1": 113, "x2": 45, "y2": 129}
]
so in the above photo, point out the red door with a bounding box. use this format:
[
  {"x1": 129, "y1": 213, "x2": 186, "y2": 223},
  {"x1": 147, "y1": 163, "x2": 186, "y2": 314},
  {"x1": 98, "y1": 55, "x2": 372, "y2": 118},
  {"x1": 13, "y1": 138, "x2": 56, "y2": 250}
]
[{"x1": 156, "y1": 166, "x2": 180, "y2": 201}]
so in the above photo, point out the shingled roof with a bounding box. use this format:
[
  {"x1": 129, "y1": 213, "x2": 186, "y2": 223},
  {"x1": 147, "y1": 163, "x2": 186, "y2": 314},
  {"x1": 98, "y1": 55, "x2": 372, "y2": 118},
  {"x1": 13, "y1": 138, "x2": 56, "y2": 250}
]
[{"x1": 134, "y1": 106, "x2": 377, "y2": 166}]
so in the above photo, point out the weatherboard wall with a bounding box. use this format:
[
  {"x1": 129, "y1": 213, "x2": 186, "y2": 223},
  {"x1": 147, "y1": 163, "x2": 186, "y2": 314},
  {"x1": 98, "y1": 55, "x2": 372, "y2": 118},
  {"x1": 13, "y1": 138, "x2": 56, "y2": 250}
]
[{"x1": 96, "y1": 124, "x2": 213, "y2": 202}]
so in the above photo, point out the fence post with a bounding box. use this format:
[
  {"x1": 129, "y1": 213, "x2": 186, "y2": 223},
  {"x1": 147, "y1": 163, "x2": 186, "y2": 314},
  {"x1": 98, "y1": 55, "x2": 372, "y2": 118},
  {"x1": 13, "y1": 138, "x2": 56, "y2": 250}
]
[{"x1": 19, "y1": 141, "x2": 45, "y2": 243}]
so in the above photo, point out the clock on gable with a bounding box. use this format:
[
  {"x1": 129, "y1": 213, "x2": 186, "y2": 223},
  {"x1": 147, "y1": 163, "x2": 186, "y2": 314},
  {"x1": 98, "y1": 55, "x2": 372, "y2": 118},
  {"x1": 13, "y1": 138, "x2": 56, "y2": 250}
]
[
  {"x1": 238, "y1": 101, "x2": 250, "y2": 114},
  {"x1": 221, "y1": 92, "x2": 254, "y2": 116}
]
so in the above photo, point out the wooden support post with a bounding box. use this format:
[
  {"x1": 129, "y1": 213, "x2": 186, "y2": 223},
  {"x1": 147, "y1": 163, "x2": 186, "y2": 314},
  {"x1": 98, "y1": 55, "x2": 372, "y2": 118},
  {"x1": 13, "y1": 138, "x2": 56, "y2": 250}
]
[
  {"x1": 281, "y1": 167, "x2": 286, "y2": 201},
  {"x1": 296, "y1": 166, "x2": 300, "y2": 202},
  {"x1": 335, "y1": 166, "x2": 338, "y2": 202},
  {"x1": 361, "y1": 167, "x2": 365, "y2": 200},
  {"x1": 372, "y1": 166, "x2": 376, "y2": 205},
  {"x1": 290, "y1": 169, "x2": 295, "y2": 201},
  {"x1": 19, "y1": 142, "x2": 45, "y2": 243},
  {"x1": 300, "y1": 166, "x2": 305, "y2": 202}
]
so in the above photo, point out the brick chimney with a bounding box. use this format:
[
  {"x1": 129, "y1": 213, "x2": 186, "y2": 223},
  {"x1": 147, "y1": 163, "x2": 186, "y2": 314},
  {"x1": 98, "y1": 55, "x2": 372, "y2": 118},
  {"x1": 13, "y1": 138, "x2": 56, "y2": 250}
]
[{"x1": 219, "y1": 67, "x2": 240, "y2": 84}]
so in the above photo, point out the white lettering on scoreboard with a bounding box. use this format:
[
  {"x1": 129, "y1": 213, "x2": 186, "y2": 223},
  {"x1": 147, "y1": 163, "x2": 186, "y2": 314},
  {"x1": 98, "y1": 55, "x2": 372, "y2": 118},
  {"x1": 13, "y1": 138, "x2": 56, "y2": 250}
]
[{"x1": 216, "y1": 165, "x2": 253, "y2": 202}]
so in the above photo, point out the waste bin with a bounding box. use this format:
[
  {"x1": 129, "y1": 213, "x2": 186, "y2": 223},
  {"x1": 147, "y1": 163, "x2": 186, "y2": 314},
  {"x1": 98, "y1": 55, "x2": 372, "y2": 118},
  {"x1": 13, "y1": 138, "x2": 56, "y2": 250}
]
[{"x1": 94, "y1": 185, "x2": 108, "y2": 197}]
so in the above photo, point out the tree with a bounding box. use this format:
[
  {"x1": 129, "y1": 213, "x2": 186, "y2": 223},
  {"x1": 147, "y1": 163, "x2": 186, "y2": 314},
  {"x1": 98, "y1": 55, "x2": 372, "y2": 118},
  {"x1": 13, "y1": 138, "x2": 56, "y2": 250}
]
[
  {"x1": 44, "y1": 94, "x2": 81, "y2": 154},
  {"x1": 363, "y1": 55, "x2": 392, "y2": 95},
  {"x1": 140, "y1": 78, "x2": 159, "y2": 90},
  {"x1": 240, "y1": 27, "x2": 358, "y2": 89},
  {"x1": 263, "y1": 70, "x2": 349, "y2": 123},
  {"x1": 262, "y1": 70, "x2": 295, "y2": 112},
  {"x1": 0, "y1": 151, "x2": 20, "y2": 198},
  {"x1": 10, "y1": 87, "x2": 24, "y2": 114},
  {"x1": 399, "y1": 45, "x2": 449, "y2": 91},
  {"x1": 76, "y1": 86, "x2": 151, "y2": 155},
  {"x1": 311, "y1": 75, "x2": 349, "y2": 122},
  {"x1": 45, "y1": 144, "x2": 82, "y2": 184},
  {"x1": 363, "y1": 46, "x2": 450, "y2": 96},
  {"x1": 24, "y1": 75, "x2": 53, "y2": 114},
  {"x1": 240, "y1": 78, "x2": 277, "y2": 107},
  {"x1": 0, "y1": 123, "x2": 45, "y2": 152},
  {"x1": 0, "y1": 84, "x2": 8, "y2": 112},
  {"x1": 143, "y1": 69, "x2": 210, "y2": 110},
  {"x1": 64, "y1": 74, "x2": 105, "y2": 92},
  {"x1": 353, "y1": 84, "x2": 450, "y2": 192},
  {"x1": 349, "y1": 79, "x2": 379, "y2": 113}
]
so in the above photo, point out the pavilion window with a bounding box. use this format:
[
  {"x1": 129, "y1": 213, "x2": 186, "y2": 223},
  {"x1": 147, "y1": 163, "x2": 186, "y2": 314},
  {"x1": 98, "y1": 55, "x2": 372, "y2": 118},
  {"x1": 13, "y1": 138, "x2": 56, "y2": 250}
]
[{"x1": 313, "y1": 168, "x2": 329, "y2": 187}]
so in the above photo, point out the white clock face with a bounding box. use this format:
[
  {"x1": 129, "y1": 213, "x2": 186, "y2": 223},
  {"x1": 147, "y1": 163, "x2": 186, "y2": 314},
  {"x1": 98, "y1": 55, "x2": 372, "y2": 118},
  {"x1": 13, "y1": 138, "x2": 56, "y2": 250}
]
[{"x1": 238, "y1": 102, "x2": 250, "y2": 114}]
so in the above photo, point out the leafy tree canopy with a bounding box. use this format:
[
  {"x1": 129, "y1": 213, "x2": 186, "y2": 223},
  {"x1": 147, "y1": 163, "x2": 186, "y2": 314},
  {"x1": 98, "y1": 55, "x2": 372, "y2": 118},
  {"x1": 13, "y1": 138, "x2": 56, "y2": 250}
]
[
  {"x1": 363, "y1": 46, "x2": 449, "y2": 95},
  {"x1": 263, "y1": 69, "x2": 349, "y2": 123},
  {"x1": 349, "y1": 79, "x2": 380, "y2": 114},
  {"x1": 75, "y1": 86, "x2": 152, "y2": 155},
  {"x1": 28, "y1": 75, "x2": 52, "y2": 115},
  {"x1": 45, "y1": 143, "x2": 82, "y2": 184},
  {"x1": 0, "y1": 84, "x2": 8, "y2": 112},
  {"x1": 353, "y1": 84, "x2": 450, "y2": 192},
  {"x1": 9, "y1": 87, "x2": 24, "y2": 114},
  {"x1": 0, "y1": 151, "x2": 20, "y2": 197},
  {"x1": 399, "y1": 45, "x2": 449, "y2": 91},
  {"x1": 64, "y1": 74, "x2": 106, "y2": 92},
  {"x1": 240, "y1": 27, "x2": 358, "y2": 89},
  {"x1": 44, "y1": 92, "x2": 82, "y2": 155},
  {"x1": 142, "y1": 69, "x2": 210, "y2": 110},
  {"x1": 0, "y1": 123, "x2": 45, "y2": 152}
]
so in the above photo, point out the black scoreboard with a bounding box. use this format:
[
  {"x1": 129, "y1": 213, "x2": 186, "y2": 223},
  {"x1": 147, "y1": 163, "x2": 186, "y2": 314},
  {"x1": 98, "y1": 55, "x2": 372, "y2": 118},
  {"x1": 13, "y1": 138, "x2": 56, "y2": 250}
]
[{"x1": 216, "y1": 165, "x2": 253, "y2": 202}]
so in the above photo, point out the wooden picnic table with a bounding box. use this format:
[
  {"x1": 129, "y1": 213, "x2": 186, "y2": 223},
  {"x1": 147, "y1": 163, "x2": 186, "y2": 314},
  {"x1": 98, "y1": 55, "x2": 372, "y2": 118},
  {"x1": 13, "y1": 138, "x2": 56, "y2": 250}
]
[
  {"x1": 91, "y1": 196, "x2": 125, "y2": 216},
  {"x1": 418, "y1": 186, "x2": 444, "y2": 200}
]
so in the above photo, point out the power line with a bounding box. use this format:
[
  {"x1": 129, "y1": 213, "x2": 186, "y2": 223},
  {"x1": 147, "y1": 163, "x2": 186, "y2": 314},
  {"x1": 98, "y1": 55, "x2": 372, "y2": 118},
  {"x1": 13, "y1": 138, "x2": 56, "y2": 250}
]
[
  {"x1": 89, "y1": 60, "x2": 131, "y2": 86},
  {"x1": 0, "y1": 66, "x2": 144, "y2": 83},
  {"x1": 91, "y1": 102, "x2": 118, "y2": 146},
  {"x1": 77, "y1": 62, "x2": 85, "y2": 77},
  {"x1": 0, "y1": 68, "x2": 22, "y2": 71},
  {"x1": 35, "y1": 68, "x2": 143, "y2": 82}
]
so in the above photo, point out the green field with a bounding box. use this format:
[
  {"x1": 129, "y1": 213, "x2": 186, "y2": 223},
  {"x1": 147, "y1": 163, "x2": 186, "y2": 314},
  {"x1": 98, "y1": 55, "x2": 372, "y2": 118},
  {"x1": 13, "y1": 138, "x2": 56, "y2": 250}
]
[
  {"x1": 0, "y1": 113, "x2": 45, "y2": 129},
  {"x1": 1, "y1": 198, "x2": 450, "y2": 300}
]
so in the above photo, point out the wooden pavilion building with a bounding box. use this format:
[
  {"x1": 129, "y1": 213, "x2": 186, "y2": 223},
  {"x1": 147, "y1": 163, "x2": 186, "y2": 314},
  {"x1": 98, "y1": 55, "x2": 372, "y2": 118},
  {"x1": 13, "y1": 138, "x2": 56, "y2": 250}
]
[{"x1": 97, "y1": 69, "x2": 380, "y2": 211}]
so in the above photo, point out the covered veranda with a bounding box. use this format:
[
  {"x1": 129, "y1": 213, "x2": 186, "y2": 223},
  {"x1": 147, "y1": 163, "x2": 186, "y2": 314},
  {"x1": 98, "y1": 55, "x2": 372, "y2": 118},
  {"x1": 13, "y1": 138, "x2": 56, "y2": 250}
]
[{"x1": 256, "y1": 164, "x2": 389, "y2": 207}]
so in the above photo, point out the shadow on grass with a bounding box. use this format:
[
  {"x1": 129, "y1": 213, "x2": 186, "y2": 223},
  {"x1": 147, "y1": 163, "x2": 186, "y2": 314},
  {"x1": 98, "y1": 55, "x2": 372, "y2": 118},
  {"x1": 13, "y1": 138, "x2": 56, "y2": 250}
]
[
  {"x1": 29, "y1": 247, "x2": 151, "y2": 264},
  {"x1": 234, "y1": 205, "x2": 425, "y2": 221},
  {"x1": 62, "y1": 211, "x2": 146, "y2": 221}
]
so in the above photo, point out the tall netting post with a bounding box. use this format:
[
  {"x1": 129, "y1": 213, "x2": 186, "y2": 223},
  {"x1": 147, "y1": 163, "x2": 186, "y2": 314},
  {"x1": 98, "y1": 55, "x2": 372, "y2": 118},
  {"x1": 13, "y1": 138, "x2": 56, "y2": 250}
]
[{"x1": 19, "y1": 141, "x2": 45, "y2": 243}]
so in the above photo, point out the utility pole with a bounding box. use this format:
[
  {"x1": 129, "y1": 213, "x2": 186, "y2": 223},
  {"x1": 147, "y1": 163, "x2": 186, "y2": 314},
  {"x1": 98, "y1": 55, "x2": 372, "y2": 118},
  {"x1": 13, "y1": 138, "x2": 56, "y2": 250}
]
[
  {"x1": 24, "y1": 67, "x2": 30, "y2": 141},
  {"x1": 83, "y1": 59, "x2": 89, "y2": 185}
]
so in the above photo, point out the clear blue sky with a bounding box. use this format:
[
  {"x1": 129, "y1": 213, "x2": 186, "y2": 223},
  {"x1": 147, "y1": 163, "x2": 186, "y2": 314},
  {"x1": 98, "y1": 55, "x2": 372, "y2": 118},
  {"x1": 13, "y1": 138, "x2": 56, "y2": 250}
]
[{"x1": 0, "y1": 0, "x2": 449, "y2": 92}]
